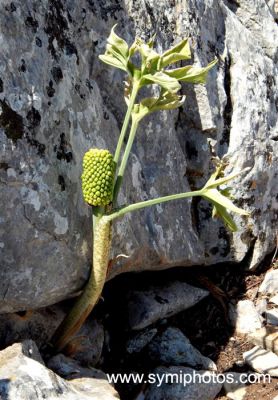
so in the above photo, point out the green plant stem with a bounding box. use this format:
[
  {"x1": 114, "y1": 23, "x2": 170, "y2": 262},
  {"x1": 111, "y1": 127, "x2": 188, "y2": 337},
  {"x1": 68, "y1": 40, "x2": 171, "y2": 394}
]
[
  {"x1": 108, "y1": 189, "x2": 202, "y2": 221},
  {"x1": 52, "y1": 216, "x2": 112, "y2": 351},
  {"x1": 113, "y1": 80, "x2": 140, "y2": 168},
  {"x1": 113, "y1": 115, "x2": 140, "y2": 204}
]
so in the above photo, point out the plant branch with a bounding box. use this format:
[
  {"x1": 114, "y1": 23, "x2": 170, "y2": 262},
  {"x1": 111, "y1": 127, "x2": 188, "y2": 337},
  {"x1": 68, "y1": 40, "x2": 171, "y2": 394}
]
[
  {"x1": 108, "y1": 189, "x2": 202, "y2": 221},
  {"x1": 113, "y1": 80, "x2": 140, "y2": 168},
  {"x1": 113, "y1": 115, "x2": 140, "y2": 204}
]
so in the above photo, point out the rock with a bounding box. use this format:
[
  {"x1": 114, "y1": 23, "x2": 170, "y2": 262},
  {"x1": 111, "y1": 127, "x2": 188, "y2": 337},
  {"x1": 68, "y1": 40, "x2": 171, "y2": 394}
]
[
  {"x1": 266, "y1": 309, "x2": 278, "y2": 326},
  {"x1": 269, "y1": 294, "x2": 278, "y2": 305},
  {"x1": 47, "y1": 353, "x2": 107, "y2": 380},
  {"x1": 126, "y1": 328, "x2": 158, "y2": 354},
  {"x1": 147, "y1": 327, "x2": 216, "y2": 371},
  {"x1": 0, "y1": 340, "x2": 119, "y2": 400},
  {"x1": 229, "y1": 300, "x2": 262, "y2": 334},
  {"x1": 64, "y1": 317, "x2": 104, "y2": 366},
  {"x1": 144, "y1": 366, "x2": 222, "y2": 400},
  {"x1": 223, "y1": 372, "x2": 247, "y2": 400},
  {"x1": 259, "y1": 270, "x2": 278, "y2": 295},
  {"x1": 127, "y1": 281, "x2": 209, "y2": 330},
  {"x1": 255, "y1": 298, "x2": 267, "y2": 316},
  {"x1": 248, "y1": 326, "x2": 278, "y2": 355},
  {"x1": 243, "y1": 346, "x2": 278, "y2": 377},
  {"x1": 0, "y1": 305, "x2": 65, "y2": 348},
  {"x1": 0, "y1": 0, "x2": 277, "y2": 311},
  {"x1": 0, "y1": 306, "x2": 104, "y2": 365}
]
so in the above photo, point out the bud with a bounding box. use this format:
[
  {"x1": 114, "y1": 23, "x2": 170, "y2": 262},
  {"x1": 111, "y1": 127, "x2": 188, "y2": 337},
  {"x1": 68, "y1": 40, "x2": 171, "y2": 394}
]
[{"x1": 82, "y1": 149, "x2": 115, "y2": 206}]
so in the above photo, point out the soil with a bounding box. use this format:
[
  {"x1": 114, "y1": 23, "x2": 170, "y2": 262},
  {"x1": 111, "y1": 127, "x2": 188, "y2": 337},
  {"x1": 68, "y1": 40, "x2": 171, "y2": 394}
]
[{"x1": 97, "y1": 252, "x2": 278, "y2": 400}]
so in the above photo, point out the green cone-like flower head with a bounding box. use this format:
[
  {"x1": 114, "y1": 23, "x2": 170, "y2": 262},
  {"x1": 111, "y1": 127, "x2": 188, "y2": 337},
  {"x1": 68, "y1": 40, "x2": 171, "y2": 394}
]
[{"x1": 82, "y1": 148, "x2": 115, "y2": 206}]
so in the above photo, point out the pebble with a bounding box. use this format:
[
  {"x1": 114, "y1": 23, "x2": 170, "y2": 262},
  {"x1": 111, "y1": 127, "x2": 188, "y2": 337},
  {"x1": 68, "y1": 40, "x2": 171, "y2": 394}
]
[
  {"x1": 248, "y1": 326, "x2": 278, "y2": 355},
  {"x1": 223, "y1": 372, "x2": 247, "y2": 400},
  {"x1": 126, "y1": 328, "x2": 158, "y2": 354},
  {"x1": 243, "y1": 346, "x2": 278, "y2": 377},
  {"x1": 147, "y1": 327, "x2": 217, "y2": 371},
  {"x1": 265, "y1": 308, "x2": 278, "y2": 326},
  {"x1": 259, "y1": 270, "x2": 278, "y2": 295},
  {"x1": 127, "y1": 280, "x2": 209, "y2": 330},
  {"x1": 269, "y1": 294, "x2": 278, "y2": 305},
  {"x1": 229, "y1": 300, "x2": 262, "y2": 334}
]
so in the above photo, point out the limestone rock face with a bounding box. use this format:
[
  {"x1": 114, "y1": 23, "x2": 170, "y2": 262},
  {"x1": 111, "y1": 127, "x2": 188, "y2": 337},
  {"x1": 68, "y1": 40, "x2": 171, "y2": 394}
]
[{"x1": 0, "y1": 0, "x2": 277, "y2": 312}]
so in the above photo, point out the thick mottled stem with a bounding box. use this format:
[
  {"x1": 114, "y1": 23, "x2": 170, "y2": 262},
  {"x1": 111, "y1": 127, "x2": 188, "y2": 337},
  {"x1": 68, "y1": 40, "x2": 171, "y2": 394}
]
[{"x1": 52, "y1": 216, "x2": 112, "y2": 351}]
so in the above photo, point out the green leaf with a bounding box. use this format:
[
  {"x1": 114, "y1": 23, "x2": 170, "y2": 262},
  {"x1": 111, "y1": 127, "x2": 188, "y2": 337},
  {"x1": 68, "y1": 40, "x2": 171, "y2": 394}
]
[
  {"x1": 107, "y1": 25, "x2": 129, "y2": 59},
  {"x1": 141, "y1": 91, "x2": 185, "y2": 112},
  {"x1": 161, "y1": 39, "x2": 191, "y2": 68},
  {"x1": 165, "y1": 59, "x2": 218, "y2": 84},
  {"x1": 99, "y1": 25, "x2": 130, "y2": 73},
  {"x1": 141, "y1": 71, "x2": 181, "y2": 92},
  {"x1": 99, "y1": 54, "x2": 128, "y2": 72},
  {"x1": 202, "y1": 188, "x2": 249, "y2": 215},
  {"x1": 212, "y1": 203, "x2": 238, "y2": 232}
]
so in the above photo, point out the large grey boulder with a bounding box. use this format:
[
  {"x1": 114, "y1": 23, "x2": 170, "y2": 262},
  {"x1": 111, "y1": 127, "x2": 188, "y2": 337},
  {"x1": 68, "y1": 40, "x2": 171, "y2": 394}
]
[
  {"x1": 0, "y1": 340, "x2": 119, "y2": 399},
  {"x1": 0, "y1": 0, "x2": 277, "y2": 312}
]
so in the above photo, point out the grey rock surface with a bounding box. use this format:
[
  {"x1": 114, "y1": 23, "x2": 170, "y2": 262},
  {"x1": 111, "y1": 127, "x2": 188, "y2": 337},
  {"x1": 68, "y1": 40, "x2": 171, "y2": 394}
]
[
  {"x1": 259, "y1": 270, "x2": 278, "y2": 295},
  {"x1": 147, "y1": 327, "x2": 216, "y2": 370},
  {"x1": 0, "y1": 305, "x2": 65, "y2": 348},
  {"x1": 47, "y1": 353, "x2": 107, "y2": 380},
  {"x1": 126, "y1": 328, "x2": 158, "y2": 354},
  {"x1": 144, "y1": 366, "x2": 222, "y2": 400},
  {"x1": 0, "y1": 340, "x2": 119, "y2": 400},
  {"x1": 127, "y1": 280, "x2": 209, "y2": 330},
  {"x1": 243, "y1": 345, "x2": 278, "y2": 377},
  {"x1": 0, "y1": 0, "x2": 277, "y2": 311},
  {"x1": 229, "y1": 300, "x2": 262, "y2": 334},
  {"x1": 0, "y1": 305, "x2": 103, "y2": 365}
]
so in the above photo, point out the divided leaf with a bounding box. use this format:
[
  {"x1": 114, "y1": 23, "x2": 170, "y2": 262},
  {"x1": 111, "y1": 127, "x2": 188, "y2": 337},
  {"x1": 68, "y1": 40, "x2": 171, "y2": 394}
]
[
  {"x1": 99, "y1": 25, "x2": 130, "y2": 73},
  {"x1": 165, "y1": 59, "x2": 218, "y2": 84},
  {"x1": 161, "y1": 39, "x2": 191, "y2": 68},
  {"x1": 141, "y1": 71, "x2": 181, "y2": 93}
]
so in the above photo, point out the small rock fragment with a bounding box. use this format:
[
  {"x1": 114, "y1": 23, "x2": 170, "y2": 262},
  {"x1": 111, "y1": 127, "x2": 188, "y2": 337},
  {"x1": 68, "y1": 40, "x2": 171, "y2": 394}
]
[
  {"x1": 47, "y1": 353, "x2": 107, "y2": 380},
  {"x1": 127, "y1": 281, "x2": 209, "y2": 330},
  {"x1": 255, "y1": 298, "x2": 267, "y2": 316},
  {"x1": 229, "y1": 300, "x2": 262, "y2": 334},
  {"x1": 144, "y1": 366, "x2": 222, "y2": 400},
  {"x1": 147, "y1": 327, "x2": 216, "y2": 371},
  {"x1": 269, "y1": 294, "x2": 278, "y2": 305},
  {"x1": 223, "y1": 372, "x2": 247, "y2": 400},
  {"x1": 259, "y1": 270, "x2": 278, "y2": 295},
  {"x1": 243, "y1": 346, "x2": 278, "y2": 377},
  {"x1": 126, "y1": 328, "x2": 158, "y2": 354},
  {"x1": 248, "y1": 326, "x2": 278, "y2": 355},
  {"x1": 265, "y1": 308, "x2": 278, "y2": 326}
]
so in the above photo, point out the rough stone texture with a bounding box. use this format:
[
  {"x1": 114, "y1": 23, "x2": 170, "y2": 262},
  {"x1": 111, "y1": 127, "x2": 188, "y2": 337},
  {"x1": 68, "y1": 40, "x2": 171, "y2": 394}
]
[
  {"x1": 248, "y1": 326, "x2": 278, "y2": 355},
  {"x1": 0, "y1": 0, "x2": 277, "y2": 312},
  {"x1": 229, "y1": 300, "x2": 262, "y2": 334},
  {"x1": 144, "y1": 366, "x2": 222, "y2": 400},
  {"x1": 259, "y1": 270, "x2": 278, "y2": 295},
  {"x1": 243, "y1": 345, "x2": 278, "y2": 377},
  {"x1": 0, "y1": 340, "x2": 119, "y2": 400},
  {"x1": 126, "y1": 327, "x2": 158, "y2": 354},
  {"x1": 147, "y1": 327, "x2": 216, "y2": 370},
  {"x1": 0, "y1": 305, "x2": 65, "y2": 348},
  {"x1": 127, "y1": 280, "x2": 209, "y2": 330},
  {"x1": 0, "y1": 306, "x2": 104, "y2": 365},
  {"x1": 47, "y1": 353, "x2": 107, "y2": 379}
]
